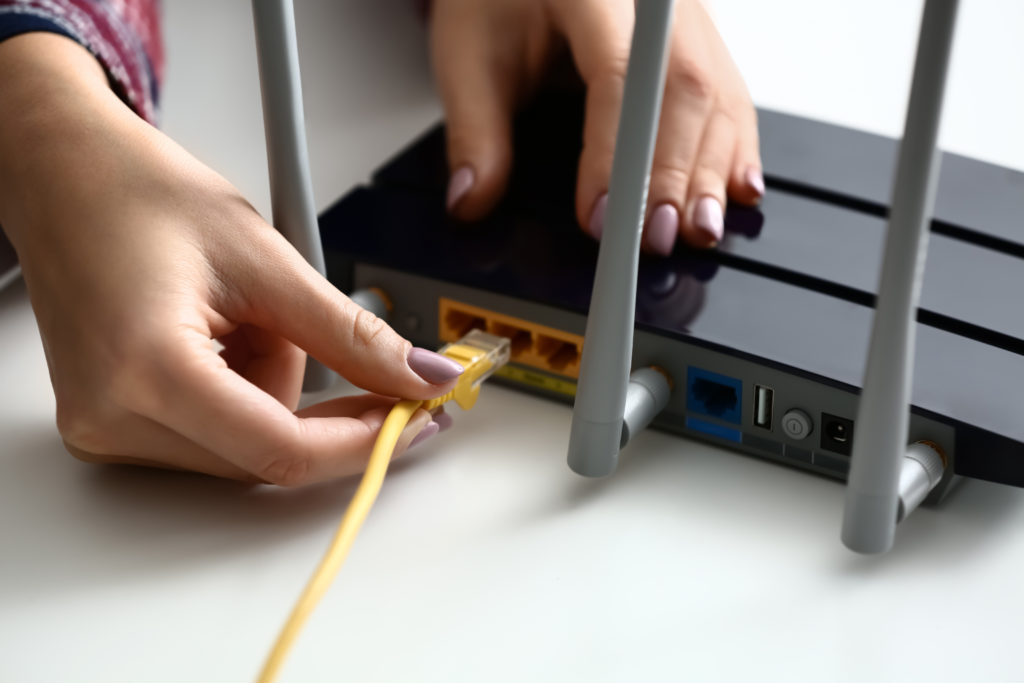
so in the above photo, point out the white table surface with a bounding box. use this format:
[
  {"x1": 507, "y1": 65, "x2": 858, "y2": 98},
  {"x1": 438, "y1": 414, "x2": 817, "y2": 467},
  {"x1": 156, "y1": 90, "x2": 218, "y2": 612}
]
[{"x1": 3, "y1": 2, "x2": 1023, "y2": 681}]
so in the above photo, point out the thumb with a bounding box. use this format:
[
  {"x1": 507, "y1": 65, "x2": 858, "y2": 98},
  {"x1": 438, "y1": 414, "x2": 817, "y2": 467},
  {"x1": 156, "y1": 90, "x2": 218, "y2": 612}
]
[
  {"x1": 236, "y1": 242, "x2": 464, "y2": 401},
  {"x1": 430, "y1": 11, "x2": 515, "y2": 221}
]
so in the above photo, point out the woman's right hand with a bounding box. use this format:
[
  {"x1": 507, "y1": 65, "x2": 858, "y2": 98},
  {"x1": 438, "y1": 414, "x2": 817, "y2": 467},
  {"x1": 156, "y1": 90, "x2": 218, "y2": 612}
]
[{"x1": 0, "y1": 33, "x2": 458, "y2": 485}]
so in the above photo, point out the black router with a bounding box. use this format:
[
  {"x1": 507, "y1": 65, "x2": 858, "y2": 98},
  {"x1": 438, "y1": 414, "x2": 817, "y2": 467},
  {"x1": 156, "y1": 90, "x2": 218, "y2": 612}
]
[{"x1": 313, "y1": 0, "x2": 1023, "y2": 553}]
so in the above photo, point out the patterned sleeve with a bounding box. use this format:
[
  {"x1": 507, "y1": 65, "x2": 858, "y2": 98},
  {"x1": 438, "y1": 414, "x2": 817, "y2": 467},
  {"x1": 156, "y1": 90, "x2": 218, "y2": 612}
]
[{"x1": 0, "y1": 0, "x2": 164, "y2": 125}]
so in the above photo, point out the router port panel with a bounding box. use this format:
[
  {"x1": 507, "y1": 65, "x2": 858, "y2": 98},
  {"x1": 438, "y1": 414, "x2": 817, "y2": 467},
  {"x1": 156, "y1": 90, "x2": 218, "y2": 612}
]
[
  {"x1": 629, "y1": 329, "x2": 958, "y2": 503},
  {"x1": 354, "y1": 264, "x2": 958, "y2": 505},
  {"x1": 438, "y1": 298, "x2": 583, "y2": 379}
]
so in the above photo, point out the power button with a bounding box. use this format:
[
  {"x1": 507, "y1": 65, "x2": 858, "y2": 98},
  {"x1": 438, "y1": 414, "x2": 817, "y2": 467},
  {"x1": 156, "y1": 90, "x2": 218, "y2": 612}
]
[{"x1": 782, "y1": 409, "x2": 813, "y2": 440}]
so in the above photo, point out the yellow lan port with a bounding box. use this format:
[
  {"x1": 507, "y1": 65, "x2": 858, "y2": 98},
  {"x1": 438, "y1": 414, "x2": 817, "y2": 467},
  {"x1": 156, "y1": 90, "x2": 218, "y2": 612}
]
[{"x1": 439, "y1": 298, "x2": 583, "y2": 378}]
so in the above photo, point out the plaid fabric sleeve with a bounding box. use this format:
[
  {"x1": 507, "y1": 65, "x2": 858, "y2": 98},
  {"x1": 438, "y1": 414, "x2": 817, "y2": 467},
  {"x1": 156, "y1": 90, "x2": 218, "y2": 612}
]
[{"x1": 0, "y1": 0, "x2": 164, "y2": 125}]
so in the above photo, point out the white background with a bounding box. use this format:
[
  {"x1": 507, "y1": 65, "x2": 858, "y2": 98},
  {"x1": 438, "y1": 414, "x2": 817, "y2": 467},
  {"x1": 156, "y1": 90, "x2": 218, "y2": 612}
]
[{"x1": 2, "y1": 1, "x2": 1023, "y2": 681}]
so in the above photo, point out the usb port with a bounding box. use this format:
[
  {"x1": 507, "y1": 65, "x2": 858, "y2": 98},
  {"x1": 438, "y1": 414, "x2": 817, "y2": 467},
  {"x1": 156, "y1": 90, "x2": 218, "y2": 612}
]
[{"x1": 753, "y1": 385, "x2": 774, "y2": 430}]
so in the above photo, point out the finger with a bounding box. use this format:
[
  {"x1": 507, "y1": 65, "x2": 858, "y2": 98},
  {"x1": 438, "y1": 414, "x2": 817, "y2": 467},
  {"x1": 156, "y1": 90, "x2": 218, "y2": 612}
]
[
  {"x1": 70, "y1": 394, "x2": 435, "y2": 483},
  {"x1": 218, "y1": 324, "x2": 305, "y2": 410},
  {"x1": 300, "y1": 398, "x2": 441, "y2": 458},
  {"x1": 222, "y1": 230, "x2": 464, "y2": 401},
  {"x1": 726, "y1": 105, "x2": 764, "y2": 205},
  {"x1": 642, "y1": 55, "x2": 716, "y2": 254},
  {"x1": 680, "y1": 109, "x2": 736, "y2": 248},
  {"x1": 547, "y1": 0, "x2": 633, "y2": 238},
  {"x1": 430, "y1": 4, "x2": 515, "y2": 221},
  {"x1": 128, "y1": 330, "x2": 436, "y2": 485},
  {"x1": 293, "y1": 393, "x2": 397, "y2": 419}
]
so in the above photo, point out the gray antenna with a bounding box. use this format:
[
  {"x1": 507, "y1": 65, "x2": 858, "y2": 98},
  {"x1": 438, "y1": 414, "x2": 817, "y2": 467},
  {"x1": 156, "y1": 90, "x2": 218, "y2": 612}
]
[
  {"x1": 568, "y1": 0, "x2": 676, "y2": 477},
  {"x1": 252, "y1": 0, "x2": 334, "y2": 391},
  {"x1": 842, "y1": 0, "x2": 959, "y2": 554}
]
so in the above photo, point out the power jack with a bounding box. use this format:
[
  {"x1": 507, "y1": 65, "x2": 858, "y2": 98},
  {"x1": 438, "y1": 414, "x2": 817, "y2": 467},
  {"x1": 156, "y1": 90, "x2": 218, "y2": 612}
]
[{"x1": 821, "y1": 413, "x2": 854, "y2": 456}]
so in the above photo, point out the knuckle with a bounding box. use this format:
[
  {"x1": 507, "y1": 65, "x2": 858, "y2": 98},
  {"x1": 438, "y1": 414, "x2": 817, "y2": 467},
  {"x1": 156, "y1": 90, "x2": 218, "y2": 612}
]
[
  {"x1": 583, "y1": 56, "x2": 628, "y2": 111},
  {"x1": 577, "y1": 144, "x2": 614, "y2": 184},
  {"x1": 710, "y1": 106, "x2": 740, "y2": 132},
  {"x1": 593, "y1": 53, "x2": 629, "y2": 91},
  {"x1": 650, "y1": 162, "x2": 692, "y2": 192},
  {"x1": 692, "y1": 161, "x2": 728, "y2": 188},
  {"x1": 579, "y1": 53, "x2": 629, "y2": 159},
  {"x1": 258, "y1": 451, "x2": 312, "y2": 488},
  {"x1": 721, "y1": 95, "x2": 753, "y2": 122},
  {"x1": 257, "y1": 425, "x2": 311, "y2": 487},
  {"x1": 666, "y1": 54, "x2": 714, "y2": 101},
  {"x1": 350, "y1": 308, "x2": 390, "y2": 351}
]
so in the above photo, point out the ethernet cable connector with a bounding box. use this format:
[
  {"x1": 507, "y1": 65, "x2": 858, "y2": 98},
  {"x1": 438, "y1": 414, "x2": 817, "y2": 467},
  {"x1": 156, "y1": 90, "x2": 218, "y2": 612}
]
[{"x1": 424, "y1": 330, "x2": 511, "y2": 411}]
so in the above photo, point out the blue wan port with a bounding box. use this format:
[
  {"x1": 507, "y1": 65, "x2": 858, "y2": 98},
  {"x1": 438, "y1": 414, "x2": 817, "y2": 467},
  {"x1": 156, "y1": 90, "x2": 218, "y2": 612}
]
[{"x1": 687, "y1": 366, "x2": 742, "y2": 425}]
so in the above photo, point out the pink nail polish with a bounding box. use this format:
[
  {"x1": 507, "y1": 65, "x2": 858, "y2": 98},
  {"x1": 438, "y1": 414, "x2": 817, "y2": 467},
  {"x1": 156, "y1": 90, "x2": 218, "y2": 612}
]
[
  {"x1": 587, "y1": 193, "x2": 608, "y2": 240},
  {"x1": 434, "y1": 411, "x2": 454, "y2": 432},
  {"x1": 446, "y1": 166, "x2": 475, "y2": 211},
  {"x1": 645, "y1": 204, "x2": 679, "y2": 256},
  {"x1": 746, "y1": 166, "x2": 765, "y2": 197},
  {"x1": 692, "y1": 196, "x2": 724, "y2": 246},
  {"x1": 409, "y1": 420, "x2": 441, "y2": 448},
  {"x1": 407, "y1": 347, "x2": 464, "y2": 384}
]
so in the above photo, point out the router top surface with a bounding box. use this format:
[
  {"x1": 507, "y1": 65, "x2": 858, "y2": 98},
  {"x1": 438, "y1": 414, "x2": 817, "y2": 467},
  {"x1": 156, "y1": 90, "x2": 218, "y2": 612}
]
[{"x1": 320, "y1": 89, "x2": 1024, "y2": 486}]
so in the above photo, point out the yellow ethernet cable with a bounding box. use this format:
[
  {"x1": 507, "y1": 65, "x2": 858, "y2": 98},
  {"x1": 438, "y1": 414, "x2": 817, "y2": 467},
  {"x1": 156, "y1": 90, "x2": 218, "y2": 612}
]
[{"x1": 258, "y1": 330, "x2": 510, "y2": 682}]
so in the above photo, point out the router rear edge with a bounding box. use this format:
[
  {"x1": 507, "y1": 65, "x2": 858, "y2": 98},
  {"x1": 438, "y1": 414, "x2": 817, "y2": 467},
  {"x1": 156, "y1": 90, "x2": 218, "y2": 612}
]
[{"x1": 319, "y1": 90, "x2": 1024, "y2": 502}]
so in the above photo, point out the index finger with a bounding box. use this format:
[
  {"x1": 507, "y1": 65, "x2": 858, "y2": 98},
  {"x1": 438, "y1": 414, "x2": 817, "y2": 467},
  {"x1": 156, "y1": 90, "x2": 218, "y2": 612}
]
[{"x1": 548, "y1": 0, "x2": 634, "y2": 234}]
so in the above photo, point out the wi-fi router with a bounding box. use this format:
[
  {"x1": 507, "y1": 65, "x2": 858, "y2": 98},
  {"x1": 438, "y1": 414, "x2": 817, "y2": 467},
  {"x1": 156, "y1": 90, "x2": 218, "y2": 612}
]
[{"x1": 314, "y1": 0, "x2": 1024, "y2": 553}]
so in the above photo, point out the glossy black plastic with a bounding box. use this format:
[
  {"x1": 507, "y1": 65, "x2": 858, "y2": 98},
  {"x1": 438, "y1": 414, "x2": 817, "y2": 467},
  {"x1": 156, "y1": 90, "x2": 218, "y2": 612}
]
[{"x1": 319, "y1": 90, "x2": 1024, "y2": 487}]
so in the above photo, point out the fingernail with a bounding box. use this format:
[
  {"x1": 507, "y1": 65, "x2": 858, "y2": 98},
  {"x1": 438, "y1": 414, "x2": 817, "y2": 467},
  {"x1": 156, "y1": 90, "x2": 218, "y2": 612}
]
[
  {"x1": 692, "y1": 196, "x2": 724, "y2": 247},
  {"x1": 446, "y1": 166, "x2": 475, "y2": 212},
  {"x1": 434, "y1": 411, "x2": 454, "y2": 432},
  {"x1": 409, "y1": 420, "x2": 441, "y2": 449},
  {"x1": 645, "y1": 204, "x2": 679, "y2": 256},
  {"x1": 745, "y1": 166, "x2": 765, "y2": 198},
  {"x1": 407, "y1": 347, "x2": 464, "y2": 384},
  {"x1": 587, "y1": 193, "x2": 608, "y2": 240}
]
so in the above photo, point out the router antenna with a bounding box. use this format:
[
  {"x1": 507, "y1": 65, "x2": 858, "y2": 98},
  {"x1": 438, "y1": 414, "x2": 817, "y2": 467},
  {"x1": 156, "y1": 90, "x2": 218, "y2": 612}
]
[
  {"x1": 842, "y1": 0, "x2": 959, "y2": 554},
  {"x1": 252, "y1": 0, "x2": 334, "y2": 391},
  {"x1": 568, "y1": 0, "x2": 676, "y2": 477}
]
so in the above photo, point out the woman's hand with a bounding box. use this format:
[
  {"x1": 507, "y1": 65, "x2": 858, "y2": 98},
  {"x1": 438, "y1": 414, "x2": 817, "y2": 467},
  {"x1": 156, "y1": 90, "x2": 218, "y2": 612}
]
[
  {"x1": 430, "y1": 0, "x2": 762, "y2": 254},
  {"x1": 0, "y1": 34, "x2": 459, "y2": 485}
]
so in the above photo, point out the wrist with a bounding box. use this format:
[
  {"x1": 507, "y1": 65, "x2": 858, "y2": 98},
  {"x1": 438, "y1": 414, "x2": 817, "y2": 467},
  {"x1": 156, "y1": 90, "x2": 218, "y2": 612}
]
[{"x1": 0, "y1": 33, "x2": 140, "y2": 237}]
